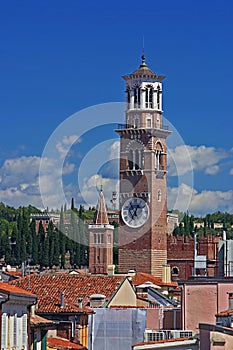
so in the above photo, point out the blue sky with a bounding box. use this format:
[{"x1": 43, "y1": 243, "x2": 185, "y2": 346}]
[{"x1": 0, "y1": 0, "x2": 233, "y2": 216}]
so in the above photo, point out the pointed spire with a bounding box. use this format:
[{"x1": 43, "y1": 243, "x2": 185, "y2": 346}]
[{"x1": 94, "y1": 188, "x2": 109, "y2": 225}]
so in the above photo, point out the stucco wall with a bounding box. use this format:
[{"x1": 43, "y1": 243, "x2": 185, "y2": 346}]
[{"x1": 183, "y1": 281, "x2": 233, "y2": 334}]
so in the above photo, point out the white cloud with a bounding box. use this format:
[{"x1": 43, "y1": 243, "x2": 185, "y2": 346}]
[
  {"x1": 0, "y1": 140, "x2": 232, "y2": 216},
  {"x1": 78, "y1": 174, "x2": 119, "y2": 208},
  {"x1": 205, "y1": 165, "x2": 220, "y2": 175},
  {"x1": 0, "y1": 155, "x2": 76, "y2": 209},
  {"x1": 168, "y1": 145, "x2": 227, "y2": 176},
  {"x1": 56, "y1": 134, "x2": 81, "y2": 158},
  {"x1": 109, "y1": 141, "x2": 120, "y2": 160},
  {"x1": 168, "y1": 184, "x2": 233, "y2": 216}
]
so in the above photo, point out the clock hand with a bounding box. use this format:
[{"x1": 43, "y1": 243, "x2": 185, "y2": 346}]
[{"x1": 133, "y1": 207, "x2": 138, "y2": 219}]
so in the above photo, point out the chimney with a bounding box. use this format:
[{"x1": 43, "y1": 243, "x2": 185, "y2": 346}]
[
  {"x1": 90, "y1": 294, "x2": 106, "y2": 308},
  {"x1": 61, "y1": 291, "x2": 65, "y2": 309},
  {"x1": 127, "y1": 269, "x2": 136, "y2": 277},
  {"x1": 162, "y1": 264, "x2": 171, "y2": 284},
  {"x1": 107, "y1": 264, "x2": 115, "y2": 276},
  {"x1": 223, "y1": 230, "x2": 227, "y2": 241},
  {"x1": 31, "y1": 304, "x2": 36, "y2": 317},
  {"x1": 78, "y1": 298, "x2": 83, "y2": 309}
]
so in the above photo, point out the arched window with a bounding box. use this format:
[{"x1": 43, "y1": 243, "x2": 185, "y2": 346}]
[
  {"x1": 157, "y1": 85, "x2": 161, "y2": 109},
  {"x1": 126, "y1": 86, "x2": 130, "y2": 105},
  {"x1": 133, "y1": 115, "x2": 140, "y2": 128},
  {"x1": 155, "y1": 142, "x2": 163, "y2": 171},
  {"x1": 146, "y1": 117, "x2": 152, "y2": 128},
  {"x1": 126, "y1": 116, "x2": 130, "y2": 128},
  {"x1": 128, "y1": 150, "x2": 134, "y2": 170},
  {"x1": 134, "y1": 86, "x2": 141, "y2": 108},
  {"x1": 145, "y1": 85, "x2": 153, "y2": 108},
  {"x1": 158, "y1": 190, "x2": 162, "y2": 202},
  {"x1": 128, "y1": 148, "x2": 144, "y2": 170},
  {"x1": 135, "y1": 149, "x2": 140, "y2": 170},
  {"x1": 155, "y1": 150, "x2": 162, "y2": 170},
  {"x1": 172, "y1": 266, "x2": 179, "y2": 275}
]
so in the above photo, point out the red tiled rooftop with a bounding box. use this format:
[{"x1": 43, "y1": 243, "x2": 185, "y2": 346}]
[
  {"x1": 36, "y1": 295, "x2": 93, "y2": 314},
  {"x1": 10, "y1": 274, "x2": 124, "y2": 312},
  {"x1": 216, "y1": 308, "x2": 233, "y2": 317},
  {"x1": 133, "y1": 337, "x2": 191, "y2": 347},
  {"x1": 131, "y1": 272, "x2": 178, "y2": 288},
  {"x1": 47, "y1": 337, "x2": 87, "y2": 349},
  {"x1": 0, "y1": 282, "x2": 36, "y2": 298},
  {"x1": 30, "y1": 314, "x2": 55, "y2": 326}
]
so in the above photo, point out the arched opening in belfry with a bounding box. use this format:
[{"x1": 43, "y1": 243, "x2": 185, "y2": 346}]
[
  {"x1": 134, "y1": 85, "x2": 141, "y2": 108},
  {"x1": 126, "y1": 86, "x2": 130, "y2": 108},
  {"x1": 145, "y1": 84, "x2": 153, "y2": 108},
  {"x1": 155, "y1": 142, "x2": 164, "y2": 171},
  {"x1": 157, "y1": 84, "x2": 161, "y2": 109},
  {"x1": 127, "y1": 141, "x2": 145, "y2": 171}
]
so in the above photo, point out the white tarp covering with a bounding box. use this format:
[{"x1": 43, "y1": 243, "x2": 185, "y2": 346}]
[{"x1": 88, "y1": 308, "x2": 146, "y2": 350}]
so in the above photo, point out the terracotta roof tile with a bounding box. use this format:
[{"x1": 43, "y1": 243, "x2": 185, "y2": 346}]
[
  {"x1": 131, "y1": 272, "x2": 178, "y2": 288},
  {"x1": 30, "y1": 314, "x2": 55, "y2": 326},
  {"x1": 133, "y1": 337, "x2": 191, "y2": 347},
  {"x1": 216, "y1": 308, "x2": 233, "y2": 317},
  {"x1": 10, "y1": 274, "x2": 124, "y2": 313},
  {"x1": 0, "y1": 282, "x2": 36, "y2": 297},
  {"x1": 47, "y1": 337, "x2": 87, "y2": 349}
]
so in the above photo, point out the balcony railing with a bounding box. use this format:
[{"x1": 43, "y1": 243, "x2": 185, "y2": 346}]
[{"x1": 116, "y1": 123, "x2": 169, "y2": 130}]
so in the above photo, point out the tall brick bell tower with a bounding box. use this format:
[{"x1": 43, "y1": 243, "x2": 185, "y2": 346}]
[{"x1": 116, "y1": 55, "x2": 171, "y2": 278}]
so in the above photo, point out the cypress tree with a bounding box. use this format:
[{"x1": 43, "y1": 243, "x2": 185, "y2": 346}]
[
  {"x1": 38, "y1": 221, "x2": 45, "y2": 266},
  {"x1": 52, "y1": 229, "x2": 60, "y2": 266},
  {"x1": 59, "y1": 207, "x2": 66, "y2": 268},
  {"x1": 48, "y1": 221, "x2": 55, "y2": 267},
  {"x1": 2, "y1": 226, "x2": 11, "y2": 264},
  {"x1": 30, "y1": 218, "x2": 38, "y2": 264},
  {"x1": 42, "y1": 234, "x2": 50, "y2": 267}
]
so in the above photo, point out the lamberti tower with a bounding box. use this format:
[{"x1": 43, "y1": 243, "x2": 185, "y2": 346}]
[{"x1": 116, "y1": 55, "x2": 171, "y2": 278}]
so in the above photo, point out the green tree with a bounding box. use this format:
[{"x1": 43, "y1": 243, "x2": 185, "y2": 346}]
[
  {"x1": 37, "y1": 221, "x2": 45, "y2": 266},
  {"x1": 48, "y1": 221, "x2": 55, "y2": 267},
  {"x1": 30, "y1": 219, "x2": 38, "y2": 264},
  {"x1": 52, "y1": 230, "x2": 60, "y2": 266},
  {"x1": 59, "y1": 207, "x2": 66, "y2": 268}
]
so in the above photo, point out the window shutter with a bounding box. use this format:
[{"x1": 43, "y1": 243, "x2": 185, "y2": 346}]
[
  {"x1": 13, "y1": 313, "x2": 18, "y2": 347},
  {"x1": 22, "y1": 313, "x2": 28, "y2": 347},
  {"x1": 1, "y1": 313, "x2": 8, "y2": 349}
]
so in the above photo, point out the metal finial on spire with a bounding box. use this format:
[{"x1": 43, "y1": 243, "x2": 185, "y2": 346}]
[{"x1": 140, "y1": 53, "x2": 147, "y2": 68}]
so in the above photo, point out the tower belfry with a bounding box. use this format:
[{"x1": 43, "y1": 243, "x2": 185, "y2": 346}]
[
  {"x1": 116, "y1": 55, "x2": 171, "y2": 277},
  {"x1": 88, "y1": 189, "x2": 114, "y2": 274}
]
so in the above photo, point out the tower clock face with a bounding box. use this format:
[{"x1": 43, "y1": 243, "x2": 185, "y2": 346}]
[{"x1": 121, "y1": 198, "x2": 149, "y2": 228}]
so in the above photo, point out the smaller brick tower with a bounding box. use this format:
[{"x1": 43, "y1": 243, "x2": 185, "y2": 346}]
[{"x1": 88, "y1": 188, "x2": 114, "y2": 274}]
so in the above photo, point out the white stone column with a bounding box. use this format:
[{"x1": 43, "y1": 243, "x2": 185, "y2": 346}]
[{"x1": 141, "y1": 89, "x2": 145, "y2": 109}]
